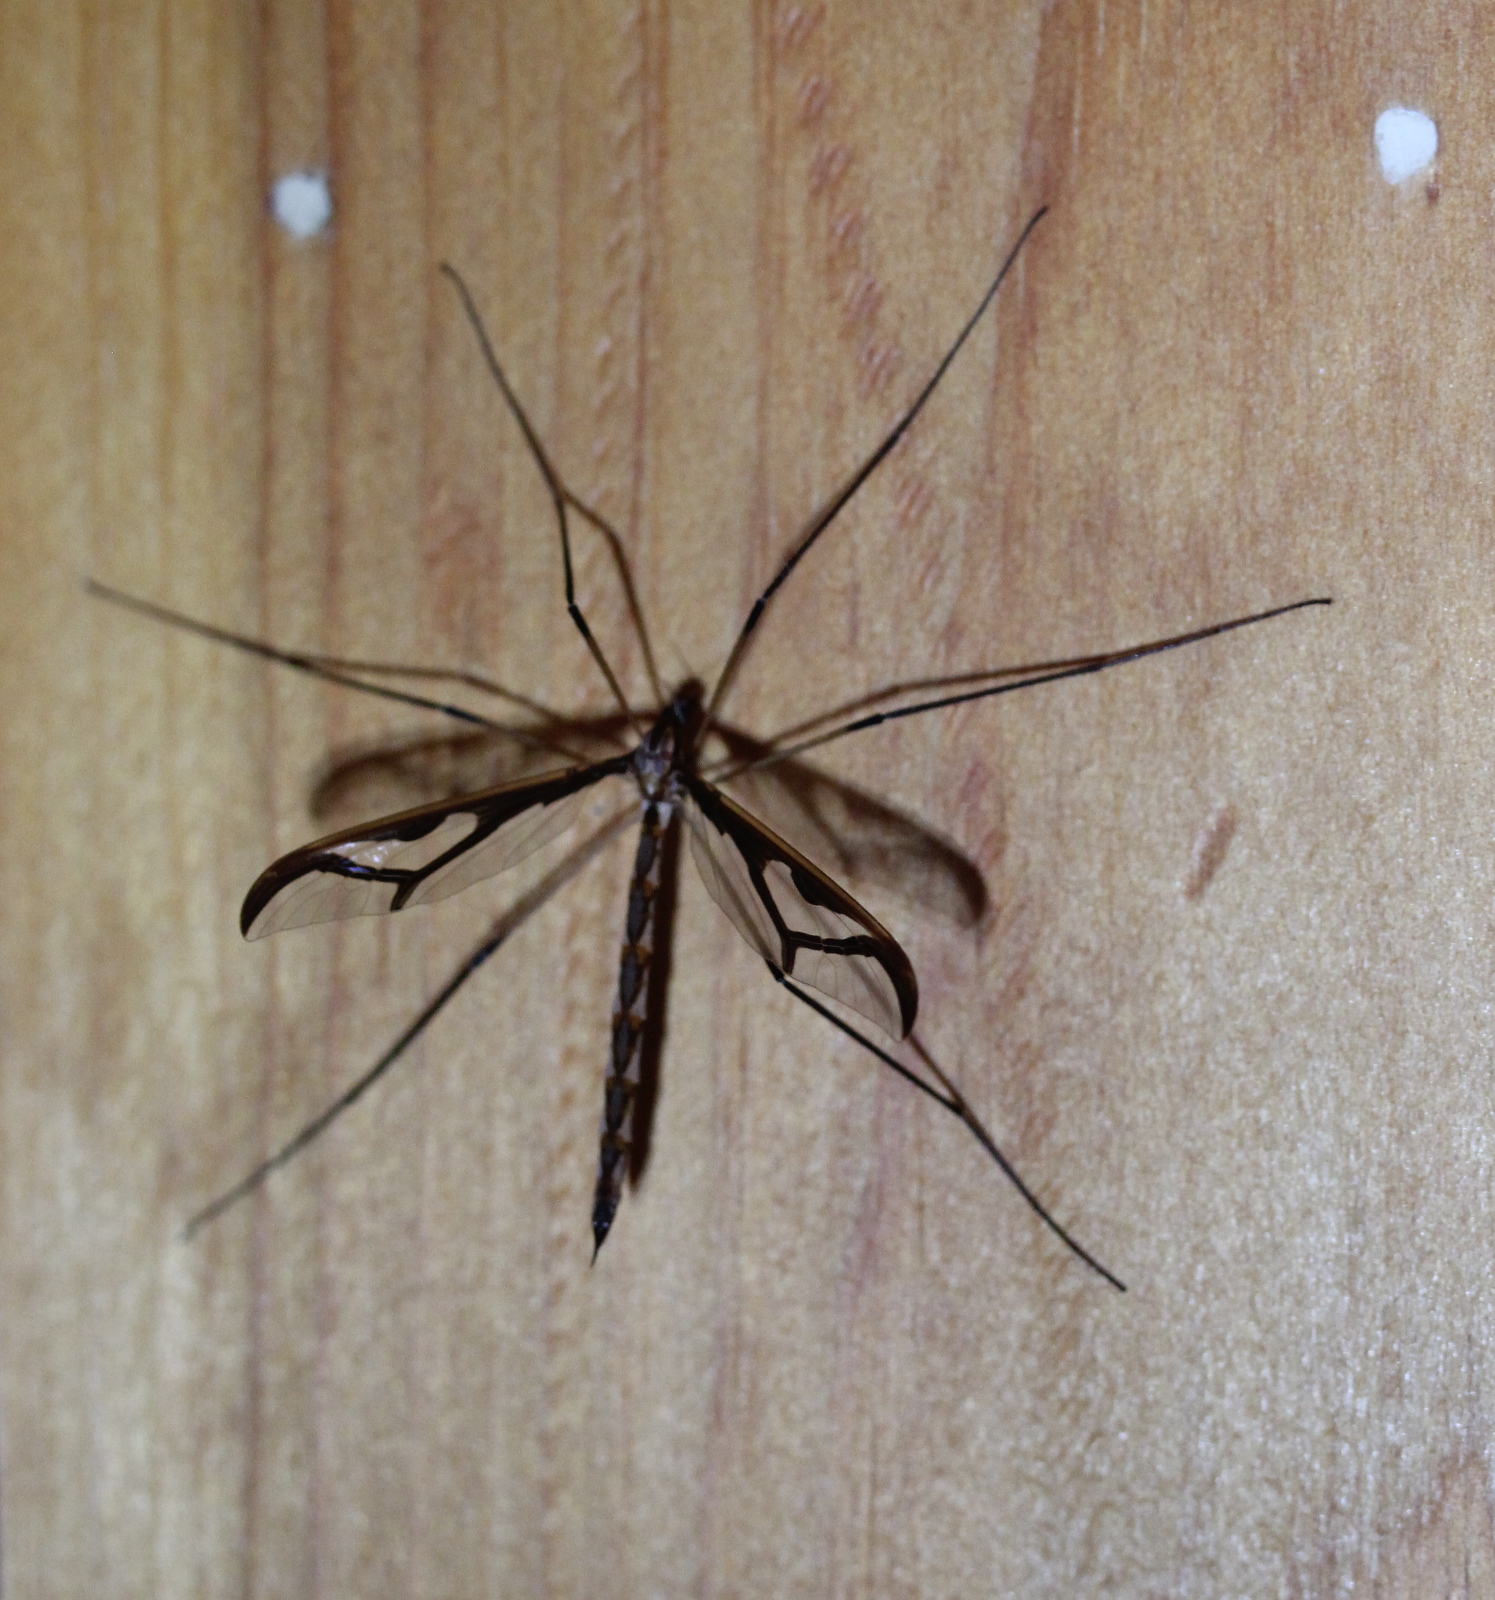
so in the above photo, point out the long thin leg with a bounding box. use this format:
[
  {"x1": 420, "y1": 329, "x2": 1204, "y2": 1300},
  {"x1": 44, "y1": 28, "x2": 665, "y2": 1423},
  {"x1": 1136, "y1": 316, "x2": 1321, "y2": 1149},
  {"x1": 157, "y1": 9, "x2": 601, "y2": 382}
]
[
  {"x1": 703, "y1": 207, "x2": 1049, "y2": 732},
  {"x1": 714, "y1": 598, "x2": 1332, "y2": 782},
  {"x1": 440, "y1": 265, "x2": 651, "y2": 732},
  {"x1": 767, "y1": 963, "x2": 1125, "y2": 1292},
  {"x1": 184, "y1": 804, "x2": 636, "y2": 1237},
  {"x1": 709, "y1": 625, "x2": 1319, "y2": 758},
  {"x1": 86, "y1": 579, "x2": 621, "y2": 765},
  {"x1": 90, "y1": 579, "x2": 513, "y2": 727},
  {"x1": 565, "y1": 493, "x2": 665, "y2": 706}
]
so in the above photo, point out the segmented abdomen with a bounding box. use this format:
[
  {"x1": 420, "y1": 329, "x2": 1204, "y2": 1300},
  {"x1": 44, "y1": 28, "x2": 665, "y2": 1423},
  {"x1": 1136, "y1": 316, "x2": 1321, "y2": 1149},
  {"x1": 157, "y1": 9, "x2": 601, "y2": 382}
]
[{"x1": 591, "y1": 799, "x2": 673, "y2": 1254}]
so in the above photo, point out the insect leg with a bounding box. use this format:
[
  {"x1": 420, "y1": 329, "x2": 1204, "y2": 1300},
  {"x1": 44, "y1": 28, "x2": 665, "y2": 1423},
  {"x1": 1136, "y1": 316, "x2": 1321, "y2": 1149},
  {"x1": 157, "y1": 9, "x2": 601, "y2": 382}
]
[
  {"x1": 564, "y1": 494, "x2": 665, "y2": 706},
  {"x1": 766, "y1": 963, "x2": 1126, "y2": 1292},
  {"x1": 85, "y1": 578, "x2": 540, "y2": 729},
  {"x1": 185, "y1": 804, "x2": 635, "y2": 1237},
  {"x1": 715, "y1": 598, "x2": 1333, "y2": 781},
  {"x1": 709, "y1": 612, "x2": 1322, "y2": 755},
  {"x1": 703, "y1": 208, "x2": 1049, "y2": 731},
  {"x1": 440, "y1": 264, "x2": 647, "y2": 734}
]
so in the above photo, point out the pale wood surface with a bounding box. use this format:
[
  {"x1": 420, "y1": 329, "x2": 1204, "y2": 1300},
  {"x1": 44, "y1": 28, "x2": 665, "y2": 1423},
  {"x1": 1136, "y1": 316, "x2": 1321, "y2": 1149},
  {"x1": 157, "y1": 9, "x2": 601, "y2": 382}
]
[{"x1": 4, "y1": 2, "x2": 1493, "y2": 1595}]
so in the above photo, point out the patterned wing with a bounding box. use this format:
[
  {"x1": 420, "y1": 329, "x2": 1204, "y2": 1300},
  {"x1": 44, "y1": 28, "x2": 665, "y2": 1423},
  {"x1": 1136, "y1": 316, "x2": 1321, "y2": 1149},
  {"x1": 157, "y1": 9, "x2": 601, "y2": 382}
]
[
  {"x1": 714, "y1": 743, "x2": 986, "y2": 930},
  {"x1": 682, "y1": 775, "x2": 917, "y2": 1040},
  {"x1": 310, "y1": 715, "x2": 637, "y2": 828},
  {"x1": 242, "y1": 755, "x2": 633, "y2": 939}
]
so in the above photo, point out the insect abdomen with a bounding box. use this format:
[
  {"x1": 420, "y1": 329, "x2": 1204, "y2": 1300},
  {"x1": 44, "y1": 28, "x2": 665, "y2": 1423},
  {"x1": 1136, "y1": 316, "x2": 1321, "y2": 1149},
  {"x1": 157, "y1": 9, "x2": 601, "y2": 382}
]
[{"x1": 592, "y1": 799, "x2": 673, "y2": 1255}]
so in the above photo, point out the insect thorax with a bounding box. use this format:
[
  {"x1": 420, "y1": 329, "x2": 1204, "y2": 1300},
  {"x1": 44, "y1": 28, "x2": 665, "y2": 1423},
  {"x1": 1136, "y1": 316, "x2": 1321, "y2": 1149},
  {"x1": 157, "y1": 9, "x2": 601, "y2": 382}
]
[{"x1": 632, "y1": 683, "x2": 702, "y2": 804}]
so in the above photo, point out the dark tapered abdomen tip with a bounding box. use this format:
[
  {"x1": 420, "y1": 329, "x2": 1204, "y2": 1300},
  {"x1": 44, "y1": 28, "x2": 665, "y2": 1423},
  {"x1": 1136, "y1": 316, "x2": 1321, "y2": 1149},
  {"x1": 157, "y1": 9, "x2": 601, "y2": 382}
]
[{"x1": 591, "y1": 1195, "x2": 619, "y2": 1262}]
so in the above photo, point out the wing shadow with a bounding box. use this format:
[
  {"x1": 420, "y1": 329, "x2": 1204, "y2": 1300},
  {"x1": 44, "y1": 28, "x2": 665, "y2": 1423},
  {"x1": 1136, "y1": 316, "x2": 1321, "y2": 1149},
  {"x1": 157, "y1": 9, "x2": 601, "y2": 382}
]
[{"x1": 309, "y1": 714, "x2": 991, "y2": 933}]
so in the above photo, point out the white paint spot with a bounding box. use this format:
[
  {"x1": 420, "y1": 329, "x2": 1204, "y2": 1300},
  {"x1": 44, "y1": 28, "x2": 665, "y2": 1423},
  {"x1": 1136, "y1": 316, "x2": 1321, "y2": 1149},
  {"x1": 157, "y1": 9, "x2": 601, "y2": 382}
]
[
  {"x1": 1374, "y1": 108, "x2": 1438, "y2": 184},
  {"x1": 270, "y1": 170, "x2": 333, "y2": 239}
]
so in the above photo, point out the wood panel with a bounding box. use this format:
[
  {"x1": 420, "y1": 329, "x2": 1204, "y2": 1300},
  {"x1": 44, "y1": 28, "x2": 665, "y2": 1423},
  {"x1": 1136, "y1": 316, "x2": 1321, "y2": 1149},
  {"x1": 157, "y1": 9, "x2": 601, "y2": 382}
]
[{"x1": 3, "y1": 1, "x2": 1491, "y2": 1593}]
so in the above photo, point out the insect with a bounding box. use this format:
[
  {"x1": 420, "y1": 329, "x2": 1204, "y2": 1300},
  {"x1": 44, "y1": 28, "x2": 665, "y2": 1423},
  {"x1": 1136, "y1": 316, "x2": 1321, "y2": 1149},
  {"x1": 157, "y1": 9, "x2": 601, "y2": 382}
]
[{"x1": 91, "y1": 207, "x2": 1329, "y2": 1286}]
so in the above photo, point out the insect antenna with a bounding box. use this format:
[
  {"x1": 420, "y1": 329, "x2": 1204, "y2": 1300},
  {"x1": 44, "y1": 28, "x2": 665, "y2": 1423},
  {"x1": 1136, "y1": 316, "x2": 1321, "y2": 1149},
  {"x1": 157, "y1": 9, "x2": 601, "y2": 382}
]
[
  {"x1": 702, "y1": 206, "x2": 1049, "y2": 736},
  {"x1": 712, "y1": 598, "x2": 1333, "y2": 783},
  {"x1": 185, "y1": 804, "x2": 635, "y2": 1235},
  {"x1": 441, "y1": 264, "x2": 660, "y2": 728},
  {"x1": 767, "y1": 964, "x2": 1126, "y2": 1291}
]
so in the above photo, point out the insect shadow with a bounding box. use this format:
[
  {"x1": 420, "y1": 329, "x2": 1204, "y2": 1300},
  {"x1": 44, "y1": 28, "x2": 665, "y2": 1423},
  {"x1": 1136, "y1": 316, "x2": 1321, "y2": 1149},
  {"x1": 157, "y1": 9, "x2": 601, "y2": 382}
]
[{"x1": 89, "y1": 206, "x2": 1330, "y2": 1291}]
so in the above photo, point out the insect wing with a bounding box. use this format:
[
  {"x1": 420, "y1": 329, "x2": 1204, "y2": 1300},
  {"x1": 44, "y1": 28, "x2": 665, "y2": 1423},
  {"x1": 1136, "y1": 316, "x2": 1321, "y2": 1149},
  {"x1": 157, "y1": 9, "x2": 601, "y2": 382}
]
[
  {"x1": 311, "y1": 714, "x2": 638, "y2": 829},
  {"x1": 242, "y1": 755, "x2": 633, "y2": 939},
  {"x1": 682, "y1": 776, "x2": 917, "y2": 1040},
  {"x1": 716, "y1": 750, "x2": 985, "y2": 929}
]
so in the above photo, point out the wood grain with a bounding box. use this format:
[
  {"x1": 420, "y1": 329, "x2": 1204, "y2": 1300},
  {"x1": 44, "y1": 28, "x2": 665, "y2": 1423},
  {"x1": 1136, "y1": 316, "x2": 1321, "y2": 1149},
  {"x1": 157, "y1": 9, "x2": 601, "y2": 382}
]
[{"x1": 4, "y1": 1, "x2": 1493, "y2": 1594}]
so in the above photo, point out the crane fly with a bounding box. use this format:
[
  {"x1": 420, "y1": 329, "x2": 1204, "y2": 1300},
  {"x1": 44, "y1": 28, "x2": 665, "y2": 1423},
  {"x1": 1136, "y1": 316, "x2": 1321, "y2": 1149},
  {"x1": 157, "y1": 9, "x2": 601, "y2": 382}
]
[{"x1": 91, "y1": 206, "x2": 1329, "y2": 1288}]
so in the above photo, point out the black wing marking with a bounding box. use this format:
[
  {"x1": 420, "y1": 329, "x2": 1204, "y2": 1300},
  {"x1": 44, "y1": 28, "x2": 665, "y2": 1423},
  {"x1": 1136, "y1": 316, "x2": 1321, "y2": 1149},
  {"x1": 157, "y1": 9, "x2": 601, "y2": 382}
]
[
  {"x1": 310, "y1": 715, "x2": 637, "y2": 828},
  {"x1": 242, "y1": 755, "x2": 633, "y2": 939},
  {"x1": 708, "y1": 731, "x2": 986, "y2": 930},
  {"x1": 682, "y1": 775, "x2": 917, "y2": 1040}
]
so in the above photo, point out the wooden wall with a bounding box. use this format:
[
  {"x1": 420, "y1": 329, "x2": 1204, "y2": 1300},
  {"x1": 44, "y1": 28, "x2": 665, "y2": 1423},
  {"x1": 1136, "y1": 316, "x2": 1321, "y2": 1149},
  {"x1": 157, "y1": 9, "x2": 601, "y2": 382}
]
[{"x1": 3, "y1": 1, "x2": 1492, "y2": 1593}]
